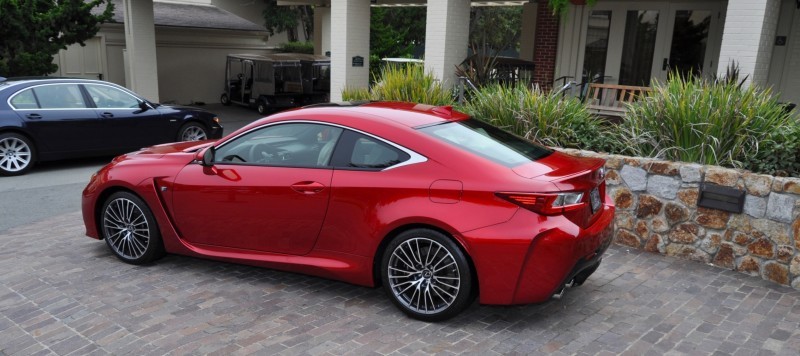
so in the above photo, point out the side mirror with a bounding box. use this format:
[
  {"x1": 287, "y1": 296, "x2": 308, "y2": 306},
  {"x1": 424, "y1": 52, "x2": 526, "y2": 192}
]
[
  {"x1": 201, "y1": 146, "x2": 215, "y2": 166},
  {"x1": 136, "y1": 100, "x2": 151, "y2": 113}
]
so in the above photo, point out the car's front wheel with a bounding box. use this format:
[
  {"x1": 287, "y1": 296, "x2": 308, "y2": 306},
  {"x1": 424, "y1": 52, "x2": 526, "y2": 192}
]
[
  {"x1": 257, "y1": 100, "x2": 268, "y2": 115},
  {"x1": 220, "y1": 93, "x2": 231, "y2": 106},
  {"x1": 101, "y1": 191, "x2": 165, "y2": 264},
  {"x1": 177, "y1": 122, "x2": 208, "y2": 141},
  {"x1": 0, "y1": 133, "x2": 35, "y2": 176},
  {"x1": 381, "y1": 228, "x2": 474, "y2": 321}
]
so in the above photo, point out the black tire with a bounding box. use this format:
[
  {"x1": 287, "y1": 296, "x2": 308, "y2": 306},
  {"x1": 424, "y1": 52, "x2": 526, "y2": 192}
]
[
  {"x1": 100, "y1": 191, "x2": 165, "y2": 265},
  {"x1": 257, "y1": 100, "x2": 268, "y2": 115},
  {"x1": 220, "y1": 93, "x2": 231, "y2": 106},
  {"x1": 177, "y1": 122, "x2": 208, "y2": 141},
  {"x1": 0, "y1": 132, "x2": 36, "y2": 176},
  {"x1": 381, "y1": 228, "x2": 474, "y2": 321}
]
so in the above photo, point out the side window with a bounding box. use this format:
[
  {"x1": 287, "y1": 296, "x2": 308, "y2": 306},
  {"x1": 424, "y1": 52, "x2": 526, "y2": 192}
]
[
  {"x1": 346, "y1": 133, "x2": 409, "y2": 169},
  {"x1": 10, "y1": 89, "x2": 39, "y2": 109},
  {"x1": 85, "y1": 84, "x2": 140, "y2": 108},
  {"x1": 214, "y1": 123, "x2": 343, "y2": 168},
  {"x1": 33, "y1": 84, "x2": 87, "y2": 109}
]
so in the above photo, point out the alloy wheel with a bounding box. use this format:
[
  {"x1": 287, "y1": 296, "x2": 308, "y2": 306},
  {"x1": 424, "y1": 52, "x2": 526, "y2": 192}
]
[
  {"x1": 387, "y1": 237, "x2": 461, "y2": 315},
  {"x1": 181, "y1": 125, "x2": 207, "y2": 141},
  {"x1": 103, "y1": 197, "x2": 151, "y2": 260},
  {"x1": 0, "y1": 136, "x2": 32, "y2": 173}
]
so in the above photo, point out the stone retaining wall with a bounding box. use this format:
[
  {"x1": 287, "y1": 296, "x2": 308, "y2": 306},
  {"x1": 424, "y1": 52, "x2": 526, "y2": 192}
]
[{"x1": 558, "y1": 149, "x2": 800, "y2": 289}]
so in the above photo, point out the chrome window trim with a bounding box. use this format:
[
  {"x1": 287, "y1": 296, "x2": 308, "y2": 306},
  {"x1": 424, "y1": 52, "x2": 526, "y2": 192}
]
[
  {"x1": 83, "y1": 83, "x2": 143, "y2": 109},
  {"x1": 213, "y1": 120, "x2": 428, "y2": 171},
  {"x1": 6, "y1": 81, "x2": 144, "y2": 110}
]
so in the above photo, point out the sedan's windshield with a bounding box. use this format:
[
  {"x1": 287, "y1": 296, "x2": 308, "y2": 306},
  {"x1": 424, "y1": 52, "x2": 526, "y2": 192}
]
[{"x1": 419, "y1": 119, "x2": 552, "y2": 167}]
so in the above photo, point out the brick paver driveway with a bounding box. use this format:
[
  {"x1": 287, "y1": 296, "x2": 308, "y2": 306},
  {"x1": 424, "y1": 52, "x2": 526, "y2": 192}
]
[{"x1": 1, "y1": 212, "x2": 799, "y2": 355}]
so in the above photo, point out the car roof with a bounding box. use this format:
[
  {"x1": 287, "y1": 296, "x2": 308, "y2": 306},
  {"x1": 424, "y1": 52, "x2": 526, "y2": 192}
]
[{"x1": 296, "y1": 101, "x2": 470, "y2": 128}]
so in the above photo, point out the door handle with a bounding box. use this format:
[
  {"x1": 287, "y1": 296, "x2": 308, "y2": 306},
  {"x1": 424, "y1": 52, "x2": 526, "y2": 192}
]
[
  {"x1": 290, "y1": 181, "x2": 325, "y2": 194},
  {"x1": 100, "y1": 112, "x2": 114, "y2": 118},
  {"x1": 662, "y1": 58, "x2": 669, "y2": 71},
  {"x1": 25, "y1": 113, "x2": 42, "y2": 120}
]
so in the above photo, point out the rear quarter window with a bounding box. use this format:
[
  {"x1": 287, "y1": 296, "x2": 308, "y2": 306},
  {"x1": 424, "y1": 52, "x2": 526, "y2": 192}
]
[{"x1": 419, "y1": 119, "x2": 552, "y2": 167}]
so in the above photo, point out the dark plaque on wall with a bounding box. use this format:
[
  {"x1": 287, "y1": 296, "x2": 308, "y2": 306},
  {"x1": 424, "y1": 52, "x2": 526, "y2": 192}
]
[{"x1": 352, "y1": 56, "x2": 364, "y2": 67}]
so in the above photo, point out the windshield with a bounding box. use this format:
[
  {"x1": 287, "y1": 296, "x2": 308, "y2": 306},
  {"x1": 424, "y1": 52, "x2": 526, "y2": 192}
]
[{"x1": 419, "y1": 119, "x2": 552, "y2": 167}]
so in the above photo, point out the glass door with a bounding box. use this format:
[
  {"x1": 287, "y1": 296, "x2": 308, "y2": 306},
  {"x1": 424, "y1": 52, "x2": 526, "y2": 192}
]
[{"x1": 652, "y1": 2, "x2": 722, "y2": 83}]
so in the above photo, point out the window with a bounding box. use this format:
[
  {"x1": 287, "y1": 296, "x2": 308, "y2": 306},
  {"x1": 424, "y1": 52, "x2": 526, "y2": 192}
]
[
  {"x1": 85, "y1": 84, "x2": 140, "y2": 109},
  {"x1": 10, "y1": 89, "x2": 39, "y2": 109},
  {"x1": 34, "y1": 84, "x2": 87, "y2": 109},
  {"x1": 420, "y1": 119, "x2": 552, "y2": 167},
  {"x1": 214, "y1": 123, "x2": 343, "y2": 168},
  {"x1": 346, "y1": 134, "x2": 408, "y2": 169}
]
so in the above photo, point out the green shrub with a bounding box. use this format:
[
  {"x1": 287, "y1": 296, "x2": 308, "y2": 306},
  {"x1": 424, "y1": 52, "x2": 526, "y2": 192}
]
[
  {"x1": 276, "y1": 41, "x2": 314, "y2": 54},
  {"x1": 458, "y1": 83, "x2": 620, "y2": 151},
  {"x1": 741, "y1": 121, "x2": 800, "y2": 176},
  {"x1": 620, "y1": 73, "x2": 794, "y2": 168},
  {"x1": 341, "y1": 86, "x2": 372, "y2": 101}
]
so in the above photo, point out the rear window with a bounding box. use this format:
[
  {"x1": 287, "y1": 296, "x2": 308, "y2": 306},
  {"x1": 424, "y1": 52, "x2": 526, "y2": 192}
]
[{"x1": 419, "y1": 119, "x2": 552, "y2": 167}]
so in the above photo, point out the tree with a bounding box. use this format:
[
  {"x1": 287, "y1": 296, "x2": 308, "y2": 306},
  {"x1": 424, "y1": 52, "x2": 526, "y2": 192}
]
[
  {"x1": 0, "y1": 0, "x2": 114, "y2": 77},
  {"x1": 470, "y1": 6, "x2": 522, "y2": 55},
  {"x1": 262, "y1": 0, "x2": 313, "y2": 42}
]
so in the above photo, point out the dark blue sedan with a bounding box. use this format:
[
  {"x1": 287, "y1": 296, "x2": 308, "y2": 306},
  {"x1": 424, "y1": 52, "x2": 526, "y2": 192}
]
[{"x1": 0, "y1": 77, "x2": 223, "y2": 176}]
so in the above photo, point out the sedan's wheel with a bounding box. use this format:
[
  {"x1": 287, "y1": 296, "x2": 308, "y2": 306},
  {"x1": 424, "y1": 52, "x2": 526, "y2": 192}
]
[
  {"x1": 381, "y1": 229, "x2": 474, "y2": 321},
  {"x1": 0, "y1": 133, "x2": 35, "y2": 176},
  {"x1": 101, "y1": 192, "x2": 164, "y2": 264},
  {"x1": 257, "y1": 100, "x2": 268, "y2": 115},
  {"x1": 220, "y1": 93, "x2": 231, "y2": 106},
  {"x1": 178, "y1": 122, "x2": 208, "y2": 141}
]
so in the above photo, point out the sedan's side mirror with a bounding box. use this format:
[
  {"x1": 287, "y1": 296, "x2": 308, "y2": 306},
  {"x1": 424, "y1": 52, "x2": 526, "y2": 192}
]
[
  {"x1": 138, "y1": 100, "x2": 151, "y2": 111},
  {"x1": 201, "y1": 146, "x2": 215, "y2": 166}
]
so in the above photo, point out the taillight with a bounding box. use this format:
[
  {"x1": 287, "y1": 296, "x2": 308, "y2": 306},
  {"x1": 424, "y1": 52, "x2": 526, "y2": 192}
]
[{"x1": 496, "y1": 192, "x2": 586, "y2": 215}]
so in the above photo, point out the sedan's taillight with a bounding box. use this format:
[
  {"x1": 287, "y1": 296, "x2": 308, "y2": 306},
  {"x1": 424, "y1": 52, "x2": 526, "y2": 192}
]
[{"x1": 496, "y1": 192, "x2": 586, "y2": 215}]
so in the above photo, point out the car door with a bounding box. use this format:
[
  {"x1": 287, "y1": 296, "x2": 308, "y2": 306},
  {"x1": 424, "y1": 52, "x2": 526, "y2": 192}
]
[
  {"x1": 10, "y1": 83, "x2": 104, "y2": 154},
  {"x1": 83, "y1": 83, "x2": 168, "y2": 150},
  {"x1": 170, "y1": 122, "x2": 343, "y2": 255}
]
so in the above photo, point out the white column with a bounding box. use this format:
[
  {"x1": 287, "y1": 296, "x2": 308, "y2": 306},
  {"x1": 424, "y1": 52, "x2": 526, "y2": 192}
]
[
  {"x1": 717, "y1": 0, "x2": 781, "y2": 87},
  {"x1": 424, "y1": 0, "x2": 471, "y2": 88},
  {"x1": 314, "y1": 6, "x2": 332, "y2": 57},
  {"x1": 519, "y1": 2, "x2": 538, "y2": 61},
  {"x1": 330, "y1": 0, "x2": 371, "y2": 102},
  {"x1": 123, "y1": 0, "x2": 159, "y2": 102}
]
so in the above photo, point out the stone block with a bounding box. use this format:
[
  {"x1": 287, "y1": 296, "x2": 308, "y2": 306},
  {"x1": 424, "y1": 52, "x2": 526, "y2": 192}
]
[
  {"x1": 605, "y1": 169, "x2": 622, "y2": 186},
  {"x1": 704, "y1": 166, "x2": 740, "y2": 187},
  {"x1": 615, "y1": 229, "x2": 640, "y2": 248},
  {"x1": 613, "y1": 188, "x2": 634, "y2": 210},
  {"x1": 790, "y1": 255, "x2": 800, "y2": 276},
  {"x1": 677, "y1": 188, "x2": 699, "y2": 206},
  {"x1": 748, "y1": 238, "x2": 775, "y2": 259},
  {"x1": 737, "y1": 256, "x2": 761, "y2": 276},
  {"x1": 636, "y1": 195, "x2": 663, "y2": 218},
  {"x1": 651, "y1": 217, "x2": 669, "y2": 233},
  {"x1": 644, "y1": 234, "x2": 664, "y2": 254},
  {"x1": 616, "y1": 211, "x2": 634, "y2": 230},
  {"x1": 664, "y1": 203, "x2": 689, "y2": 225},
  {"x1": 646, "y1": 161, "x2": 679, "y2": 176},
  {"x1": 782, "y1": 178, "x2": 800, "y2": 194},
  {"x1": 742, "y1": 173, "x2": 773, "y2": 197},
  {"x1": 679, "y1": 164, "x2": 703, "y2": 183},
  {"x1": 794, "y1": 219, "x2": 800, "y2": 248},
  {"x1": 700, "y1": 233, "x2": 722, "y2": 254},
  {"x1": 767, "y1": 193, "x2": 796, "y2": 223},
  {"x1": 751, "y1": 219, "x2": 790, "y2": 246},
  {"x1": 604, "y1": 156, "x2": 623, "y2": 170},
  {"x1": 620, "y1": 165, "x2": 647, "y2": 191},
  {"x1": 666, "y1": 244, "x2": 710, "y2": 263},
  {"x1": 695, "y1": 207, "x2": 730, "y2": 229},
  {"x1": 668, "y1": 224, "x2": 700, "y2": 244},
  {"x1": 713, "y1": 243, "x2": 735, "y2": 269},
  {"x1": 776, "y1": 245, "x2": 793, "y2": 264},
  {"x1": 647, "y1": 175, "x2": 680, "y2": 199},
  {"x1": 762, "y1": 262, "x2": 789, "y2": 285},
  {"x1": 743, "y1": 195, "x2": 766, "y2": 218},
  {"x1": 635, "y1": 221, "x2": 649, "y2": 238}
]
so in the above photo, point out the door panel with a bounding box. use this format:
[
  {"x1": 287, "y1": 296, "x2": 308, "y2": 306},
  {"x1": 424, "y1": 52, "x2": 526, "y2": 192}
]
[
  {"x1": 171, "y1": 164, "x2": 333, "y2": 255},
  {"x1": 84, "y1": 84, "x2": 167, "y2": 149}
]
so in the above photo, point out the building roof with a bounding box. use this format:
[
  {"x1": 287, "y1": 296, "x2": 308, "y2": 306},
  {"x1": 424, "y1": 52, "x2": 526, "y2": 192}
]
[{"x1": 98, "y1": 0, "x2": 266, "y2": 32}]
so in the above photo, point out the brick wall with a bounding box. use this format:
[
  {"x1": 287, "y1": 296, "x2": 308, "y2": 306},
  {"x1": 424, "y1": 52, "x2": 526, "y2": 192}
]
[{"x1": 533, "y1": 3, "x2": 560, "y2": 90}]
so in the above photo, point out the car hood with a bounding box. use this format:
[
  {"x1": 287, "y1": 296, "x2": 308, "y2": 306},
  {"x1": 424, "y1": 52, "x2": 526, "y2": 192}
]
[{"x1": 138, "y1": 140, "x2": 214, "y2": 155}]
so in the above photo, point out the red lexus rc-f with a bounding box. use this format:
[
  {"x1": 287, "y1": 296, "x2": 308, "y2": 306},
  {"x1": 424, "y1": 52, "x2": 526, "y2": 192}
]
[{"x1": 82, "y1": 101, "x2": 615, "y2": 321}]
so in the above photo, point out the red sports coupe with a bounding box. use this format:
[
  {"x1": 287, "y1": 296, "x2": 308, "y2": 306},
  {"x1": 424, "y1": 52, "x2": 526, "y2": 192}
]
[{"x1": 82, "y1": 102, "x2": 615, "y2": 321}]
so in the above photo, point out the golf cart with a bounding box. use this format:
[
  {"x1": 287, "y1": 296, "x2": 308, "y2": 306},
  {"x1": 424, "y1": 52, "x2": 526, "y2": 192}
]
[{"x1": 221, "y1": 53, "x2": 330, "y2": 114}]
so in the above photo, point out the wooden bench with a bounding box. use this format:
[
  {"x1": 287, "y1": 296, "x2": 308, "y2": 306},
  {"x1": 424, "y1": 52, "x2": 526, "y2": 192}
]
[{"x1": 585, "y1": 83, "x2": 651, "y2": 118}]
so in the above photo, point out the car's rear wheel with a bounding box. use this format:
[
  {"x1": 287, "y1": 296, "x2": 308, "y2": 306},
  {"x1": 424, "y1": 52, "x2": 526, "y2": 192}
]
[
  {"x1": 257, "y1": 100, "x2": 268, "y2": 115},
  {"x1": 220, "y1": 93, "x2": 231, "y2": 106},
  {"x1": 0, "y1": 133, "x2": 35, "y2": 176},
  {"x1": 178, "y1": 122, "x2": 208, "y2": 141},
  {"x1": 101, "y1": 191, "x2": 164, "y2": 265},
  {"x1": 381, "y1": 228, "x2": 474, "y2": 321}
]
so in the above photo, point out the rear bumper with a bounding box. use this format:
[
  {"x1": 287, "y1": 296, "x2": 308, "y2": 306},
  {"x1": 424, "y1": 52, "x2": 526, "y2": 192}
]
[{"x1": 464, "y1": 201, "x2": 615, "y2": 305}]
